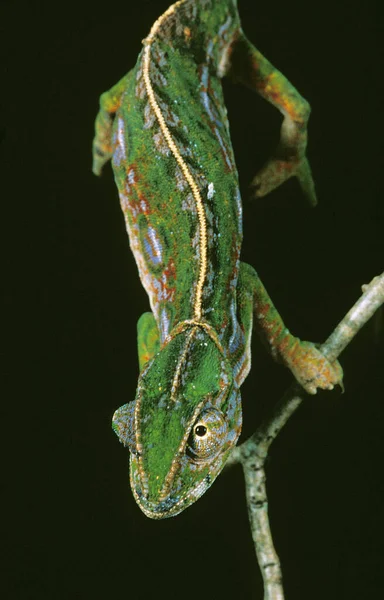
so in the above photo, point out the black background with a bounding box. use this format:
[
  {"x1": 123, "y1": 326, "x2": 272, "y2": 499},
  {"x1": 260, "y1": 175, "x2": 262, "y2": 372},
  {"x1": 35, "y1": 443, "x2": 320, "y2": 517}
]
[{"x1": 2, "y1": 0, "x2": 384, "y2": 598}]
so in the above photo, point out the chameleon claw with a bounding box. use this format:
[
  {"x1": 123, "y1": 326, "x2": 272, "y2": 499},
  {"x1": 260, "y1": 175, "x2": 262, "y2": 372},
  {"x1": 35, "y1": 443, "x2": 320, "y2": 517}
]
[
  {"x1": 296, "y1": 157, "x2": 318, "y2": 207},
  {"x1": 250, "y1": 156, "x2": 317, "y2": 207},
  {"x1": 306, "y1": 384, "x2": 317, "y2": 395},
  {"x1": 282, "y1": 340, "x2": 343, "y2": 395}
]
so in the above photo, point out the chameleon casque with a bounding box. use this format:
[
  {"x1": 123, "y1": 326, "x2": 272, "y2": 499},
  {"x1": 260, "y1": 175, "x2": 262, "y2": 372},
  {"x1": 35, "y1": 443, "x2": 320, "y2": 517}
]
[{"x1": 92, "y1": 0, "x2": 342, "y2": 519}]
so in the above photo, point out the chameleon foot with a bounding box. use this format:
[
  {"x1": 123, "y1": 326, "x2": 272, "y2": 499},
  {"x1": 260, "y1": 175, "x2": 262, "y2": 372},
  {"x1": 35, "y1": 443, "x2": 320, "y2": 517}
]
[
  {"x1": 250, "y1": 156, "x2": 317, "y2": 207},
  {"x1": 284, "y1": 340, "x2": 343, "y2": 395}
]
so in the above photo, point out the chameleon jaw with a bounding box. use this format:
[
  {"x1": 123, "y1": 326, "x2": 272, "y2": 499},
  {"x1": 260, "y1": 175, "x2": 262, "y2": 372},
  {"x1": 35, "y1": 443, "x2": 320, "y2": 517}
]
[
  {"x1": 130, "y1": 463, "x2": 212, "y2": 519},
  {"x1": 129, "y1": 443, "x2": 236, "y2": 519},
  {"x1": 129, "y1": 454, "x2": 213, "y2": 519}
]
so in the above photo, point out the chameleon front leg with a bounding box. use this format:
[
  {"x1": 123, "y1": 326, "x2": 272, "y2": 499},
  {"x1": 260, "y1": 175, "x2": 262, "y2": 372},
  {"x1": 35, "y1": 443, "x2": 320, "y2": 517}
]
[
  {"x1": 237, "y1": 262, "x2": 342, "y2": 394},
  {"x1": 92, "y1": 72, "x2": 131, "y2": 176},
  {"x1": 137, "y1": 312, "x2": 161, "y2": 372},
  {"x1": 228, "y1": 34, "x2": 317, "y2": 206}
]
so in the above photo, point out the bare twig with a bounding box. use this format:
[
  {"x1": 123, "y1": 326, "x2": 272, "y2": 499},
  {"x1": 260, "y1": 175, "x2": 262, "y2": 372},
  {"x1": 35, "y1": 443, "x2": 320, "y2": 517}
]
[{"x1": 229, "y1": 273, "x2": 384, "y2": 600}]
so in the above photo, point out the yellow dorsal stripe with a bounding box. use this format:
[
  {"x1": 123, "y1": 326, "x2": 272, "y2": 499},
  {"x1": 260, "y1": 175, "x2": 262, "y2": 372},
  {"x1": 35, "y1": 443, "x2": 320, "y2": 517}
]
[
  {"x1": 170, "y1": 327, "x2": 196, "y2": 403},
  {"x1": 144, "y1": 0, "x2": 186, "y2": 45},
  {"x1": 142, "y1": 0, "x2": 207, "y2": 321}
]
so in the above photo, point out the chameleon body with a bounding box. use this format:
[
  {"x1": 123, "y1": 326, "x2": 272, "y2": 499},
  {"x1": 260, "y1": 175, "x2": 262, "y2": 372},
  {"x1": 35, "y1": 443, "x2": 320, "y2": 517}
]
[{"x1": 93, "y1": 0, "x2": 342, "y2": 518}]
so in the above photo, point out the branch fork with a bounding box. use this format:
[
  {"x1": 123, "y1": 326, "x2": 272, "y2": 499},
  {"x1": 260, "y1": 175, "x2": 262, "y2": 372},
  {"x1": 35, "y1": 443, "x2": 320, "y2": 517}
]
[{"x1": 228, "y1": 273, "x2": 384, "y2": 600}]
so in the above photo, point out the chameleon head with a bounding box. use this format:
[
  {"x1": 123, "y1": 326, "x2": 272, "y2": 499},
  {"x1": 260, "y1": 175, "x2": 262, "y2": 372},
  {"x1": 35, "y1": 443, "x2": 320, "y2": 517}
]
[{"x1": 112, "y1": 324, "x2": 242, "y2": 518}]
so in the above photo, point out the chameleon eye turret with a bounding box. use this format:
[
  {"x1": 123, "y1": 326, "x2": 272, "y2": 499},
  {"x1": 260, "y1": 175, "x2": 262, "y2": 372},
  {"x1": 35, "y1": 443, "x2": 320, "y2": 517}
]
[
  {"x1": 94, "y1": 0, "x2": 342, "y2": 518},
  {"x1": 112, "y1": 401, "x2": 138, "y2": 455},
  {"x1": 187, "y1": 408, "x2": 228, "y2": 461}
]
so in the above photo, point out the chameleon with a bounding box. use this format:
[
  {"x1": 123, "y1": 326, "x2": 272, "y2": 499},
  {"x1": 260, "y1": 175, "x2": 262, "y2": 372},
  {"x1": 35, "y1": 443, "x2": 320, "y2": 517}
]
[{"x1": 92, "y1": 0, "x2": 342, "y2": 519}]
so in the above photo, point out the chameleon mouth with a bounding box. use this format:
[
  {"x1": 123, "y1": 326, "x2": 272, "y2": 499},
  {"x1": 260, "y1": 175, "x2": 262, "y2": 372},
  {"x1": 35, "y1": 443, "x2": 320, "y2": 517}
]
[{"x1": 130, "y1": 459, "x2": 211, "y2": 519}]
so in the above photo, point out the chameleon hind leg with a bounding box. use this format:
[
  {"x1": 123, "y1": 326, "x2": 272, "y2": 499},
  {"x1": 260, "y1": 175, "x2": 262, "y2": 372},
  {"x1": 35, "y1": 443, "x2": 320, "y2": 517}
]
[
  {"x1": 137, "y1": 312, "x2": 160, "y2": 372},
  {"x1": 237, "y1": 262, "x2": 342, "y2": 394},
  {"x1": 92, "y1": 72, "x2": 131, "y2": 176},
  {"x1": 228, "y1": 34, "x2": 317, "y2": 206}
]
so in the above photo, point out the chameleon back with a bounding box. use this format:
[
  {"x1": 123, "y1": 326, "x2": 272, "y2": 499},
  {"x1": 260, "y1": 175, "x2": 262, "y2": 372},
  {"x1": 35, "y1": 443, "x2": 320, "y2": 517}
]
[{"x1": 111, "y1": 0, "x2": 243, "y2": 345}]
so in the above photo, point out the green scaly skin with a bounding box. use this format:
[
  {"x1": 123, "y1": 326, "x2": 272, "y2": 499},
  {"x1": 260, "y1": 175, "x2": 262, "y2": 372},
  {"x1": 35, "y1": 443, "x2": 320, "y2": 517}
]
[{"x1": 93, "y1": 0, "x2": 342, "y2": 519}]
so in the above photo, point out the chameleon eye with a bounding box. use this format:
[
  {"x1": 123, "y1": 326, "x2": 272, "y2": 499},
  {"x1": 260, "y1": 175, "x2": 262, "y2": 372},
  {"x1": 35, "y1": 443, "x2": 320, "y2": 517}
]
[
  {"x1": 187, "y1": 408, "x2": 227, "y2": 460},
  {"x1": 195, "y1": 425, "x2": 207, "y2": 437}
]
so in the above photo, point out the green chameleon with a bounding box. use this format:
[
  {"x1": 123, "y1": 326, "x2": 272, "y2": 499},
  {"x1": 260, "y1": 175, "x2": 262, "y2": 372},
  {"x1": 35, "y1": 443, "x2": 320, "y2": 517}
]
[{"x1": 92, "y1": 0, "x2": 342, "y2": 519}]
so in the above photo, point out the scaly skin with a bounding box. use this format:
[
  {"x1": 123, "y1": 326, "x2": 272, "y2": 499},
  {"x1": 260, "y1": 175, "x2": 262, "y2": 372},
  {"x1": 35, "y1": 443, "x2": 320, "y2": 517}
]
[{"x1": 93, "y1": 0, "x2": 342, "y2": 519}]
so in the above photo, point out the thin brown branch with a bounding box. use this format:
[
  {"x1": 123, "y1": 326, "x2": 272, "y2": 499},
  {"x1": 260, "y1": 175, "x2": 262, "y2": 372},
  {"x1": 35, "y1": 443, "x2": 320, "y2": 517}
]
[{"x1": 229, "y1": 273, "x2": 384, "y2": 600}]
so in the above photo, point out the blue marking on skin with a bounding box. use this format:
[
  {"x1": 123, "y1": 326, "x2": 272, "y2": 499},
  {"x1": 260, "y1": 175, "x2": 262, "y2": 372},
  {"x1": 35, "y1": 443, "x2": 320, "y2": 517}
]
[
  {"x1": 112, "y1": 118, "x2": 126, "y2": 167},
  {"x1": 128, "y1": 168, "x2": 136, "y2": 185},
  {"x1": 117, "y1": 117, "x2": 126, "y2": 158},
  {"x1": 225, "y1": 387, "x2": 241, "y2": 421},
  {"x1": 218, "y1": 16, "x2": 232, "y2": 38},
  {"x1": 113, "y1": 146, "x2": 124, "y2": 167},
  {"x1": 229, "y1": 316, "x2": 242, "y2": 355},
  {"x1": 201, "y1": 63, "x2": 209, "y2": 89},
  {"x1": 234, "y1": 187, "x2": 243, "y2": 235},
  {"x1": 206, "y1": 39, "x2": 214, "y2": 61},
  {"x1": 214, "y1": 126, "x2": 233, "y2": 171},
  {"x1": 217, "y1": 16, "x2": 232, "y2": 40},
  {"x1": 159, "y1": 307, "x2": 171, "y2": 341},
  {"x1": 200, "y1": 66, "x2": 224, "y2": 130},
  {"x1": 229, "y1": 333, "x2": 242, "y2": 356},
  {"x1": 148, "y1": 227, "x2": 163, "y2": 263},
  {"x1": 233, "y1": 346, "x2": 250, "y2": 386},
  {"x1": 144, "y1": 237, "x2": 162, "y2": 266},
  {"x1": 199, "y1": 66, "x2": 233, "y2": 170}
]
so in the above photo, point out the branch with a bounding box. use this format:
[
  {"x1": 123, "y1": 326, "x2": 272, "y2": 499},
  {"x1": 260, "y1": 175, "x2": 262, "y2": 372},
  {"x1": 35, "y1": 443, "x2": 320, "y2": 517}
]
[{"x1": 228, "y1": 273, "x2": 384, "y2": 600}]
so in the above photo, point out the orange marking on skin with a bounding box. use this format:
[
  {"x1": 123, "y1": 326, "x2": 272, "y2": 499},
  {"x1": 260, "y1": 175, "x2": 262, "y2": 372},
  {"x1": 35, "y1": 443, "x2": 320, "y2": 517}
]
[
  {"x1": 256, "y1": 302, "x2": 271, "y2": 318},
  {"x1": 164, "y1": 257, "x2": 177, "y2": 285},
  {"x1": 138, "y1": 193, "x2": 151, "y2": 215}
]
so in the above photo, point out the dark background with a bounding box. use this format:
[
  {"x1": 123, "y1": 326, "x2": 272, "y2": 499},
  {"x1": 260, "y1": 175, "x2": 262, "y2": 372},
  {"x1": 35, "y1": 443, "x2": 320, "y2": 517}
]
[{"x1": 2, "y1": 0, "x2": 383, "y2": 598}]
